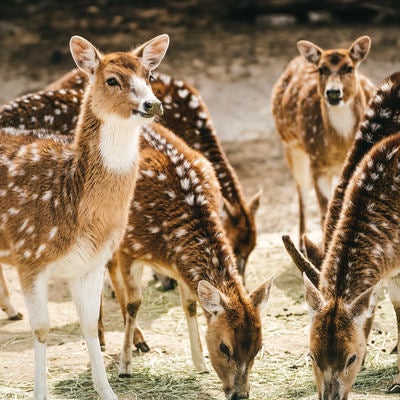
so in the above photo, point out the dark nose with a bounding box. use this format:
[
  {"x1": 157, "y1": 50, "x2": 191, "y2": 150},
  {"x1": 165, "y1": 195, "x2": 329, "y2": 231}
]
[
  {"x1": 325, "y1": 89, "x2": 342, "y2": 104},
  {"x1": 143, "y1": 100, "x2": 163, "y2": 116}
]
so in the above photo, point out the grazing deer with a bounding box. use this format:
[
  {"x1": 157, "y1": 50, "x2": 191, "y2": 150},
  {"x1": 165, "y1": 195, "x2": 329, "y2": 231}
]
[
  {"x1": 110, "y1": 124, "x2": 272, "y2": 400},
  {"x1": 272, "y1": 36, "x2": 375, "y2": 252},
  {"x1": 0, "y1": 33, "x2": 169, "y2": 400},
  {"x1": 45, "y1": 68, "x2": 261, "y2": 278},
  {"x1": 0, "y1": 96, "x2": 271, "y2": 399},
  {"x1": 283, "y1": 72, "x2": 400, "y2": 399}
]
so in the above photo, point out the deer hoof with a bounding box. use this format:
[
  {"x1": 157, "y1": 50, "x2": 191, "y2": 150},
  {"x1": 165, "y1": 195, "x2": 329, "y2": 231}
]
[
  {"x1": 9, "y1": 312, "x2": 23, "y2": 321},
  {"x1": 387, "y1": 383, "x2": 400, "y2": 393},
  {"x1": 135, "y1": 341, "x2": 150, "y2": 352}
]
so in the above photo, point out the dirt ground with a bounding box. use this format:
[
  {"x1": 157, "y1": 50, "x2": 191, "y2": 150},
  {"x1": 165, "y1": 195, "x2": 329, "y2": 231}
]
[{"x1": 1, "y1": 3, "x2": 400, "y2": 399}]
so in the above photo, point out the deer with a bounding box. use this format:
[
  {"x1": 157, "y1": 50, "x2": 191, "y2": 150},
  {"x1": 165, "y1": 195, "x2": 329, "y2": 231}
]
[
  {"x1": 272, "y1": 36, "x2": 376, "y2": 253},
  {"x1": 282, "y1": 72, "x2": 400, "y2": 398},
  {"x1": 108, "y1": 123, "x2": 272, "y2": 400},
  {"x1": 45, "y1": 68, "x2": 261, "y2": 279},
  {"x1": 0, "y1": 122, "x2": 272, "y2": 399},
  {"x1": 0, "y1": 32, "x2": 169, "y2": 400},
  {"x1": 0, "y1": 87, "x2": 272, "y2": 399}
]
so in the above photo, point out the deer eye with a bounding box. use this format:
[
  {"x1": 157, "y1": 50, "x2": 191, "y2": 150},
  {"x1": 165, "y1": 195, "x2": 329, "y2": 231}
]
[
  {"x1": 219, "y1": 342, "x2": 231, "y2": 360},
  {"x1": 346, "y1": 354, "x2": 357, "y2": 368},
  {"x1": 318, "y1": 66, "x2": 330, "y2": 76},
  {"x1": 106, "y1": 77, "x2": 120, "y2": 87}
]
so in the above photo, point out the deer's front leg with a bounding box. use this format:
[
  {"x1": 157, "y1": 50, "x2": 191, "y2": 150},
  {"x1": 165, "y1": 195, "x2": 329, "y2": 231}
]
[
  {"x1": 387, "y1": 276, "x2": 400, "y2": 393},
  {"x1": 107, "y1": 255, "x2": 148, "y2": 351},
  {"x1": 312, "y1": 171, "x2": 331, "y2": 231},
  {"x1": 118, "y1": 258, "x2": 146, "y2": 376},
  {"x1": 70, "y1": 264, "x2": 117, "y2": 400},
  {"x1": 22, "y1": 271, "x2": 49, "y2": 400},
  {"x1": 178, "y1": 281, "x2": 208, "y2": 372}
]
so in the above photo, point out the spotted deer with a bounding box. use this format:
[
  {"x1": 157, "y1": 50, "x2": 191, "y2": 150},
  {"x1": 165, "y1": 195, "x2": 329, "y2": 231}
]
[
  {"x1": 0, "y1": 33, "x2": 169, "y2": 400},
  {"x1": 109, "y1": 124, "x2": 272, "y2": 400},
  {"x1": 45, "y1": 68, "x2": 261, "y2": 278},
  {"x1": 272, "y1": 36, "x2": 375, "y2": 252},
  {"x1": 0, "y1": 92, "x2": 271, "y2": 399},
  {"x1": 283, "y1": 72, "x2": 400, "y2": 399}
]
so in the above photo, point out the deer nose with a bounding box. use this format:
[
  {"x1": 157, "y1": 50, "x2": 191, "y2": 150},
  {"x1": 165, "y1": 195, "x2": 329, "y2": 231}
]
[
  {"x1": 143, "y1": 100, "x2": 163, "y2": 116},
  {"x1": 325, "y1": 89, "x2": 342, "y2": 105}
]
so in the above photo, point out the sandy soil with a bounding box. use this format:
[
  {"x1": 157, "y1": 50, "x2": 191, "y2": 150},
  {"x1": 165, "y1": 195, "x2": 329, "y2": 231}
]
[{"x1": 1, "y1": 3, "x2": 400, "y2": 399}]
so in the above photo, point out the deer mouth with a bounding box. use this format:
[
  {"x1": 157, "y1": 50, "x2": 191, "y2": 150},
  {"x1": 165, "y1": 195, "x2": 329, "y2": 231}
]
[{"x1": 132, "y1": 109, "x2": 154, "y2": 118}]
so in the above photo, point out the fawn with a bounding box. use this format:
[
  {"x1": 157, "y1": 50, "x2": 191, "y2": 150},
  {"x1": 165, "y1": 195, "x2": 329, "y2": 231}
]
[
  {"x1": 45, "y1": 68, "x2": 261, "y2": 278},
  {"x1": 283, "y1": 72, "x2": 400, "y2": 398},
  {"x1": 0, "y1": 33, "x2": 169, "y2": 400},
  {"x1": 0, "y1": 87, "x2": 271, "y2": 400},
  {"x1": 272, "y1": 36, "x2": 375, "y2": 252}
]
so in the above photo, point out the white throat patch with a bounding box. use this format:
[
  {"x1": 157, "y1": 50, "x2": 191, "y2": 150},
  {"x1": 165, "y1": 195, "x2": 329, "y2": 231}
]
[
  {"x1": 327, "y1": 101, "x2": 356, "y2": 139},
  {"x1": 99, "y1": 114, "x2": 141, "y2": 174}
]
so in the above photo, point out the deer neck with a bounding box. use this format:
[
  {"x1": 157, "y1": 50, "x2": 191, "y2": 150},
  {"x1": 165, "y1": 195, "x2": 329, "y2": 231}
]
[
  {"x1": 322, "y1": 98, "x2": 357, "y2": 140},
  {"x1": 75, "y1": 93, "x2": 141, "y2": 176}
]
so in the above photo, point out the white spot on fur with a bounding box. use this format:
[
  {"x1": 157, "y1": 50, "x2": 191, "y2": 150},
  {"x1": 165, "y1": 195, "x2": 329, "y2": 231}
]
[
  {"x1": 41, "y1": 190, "x2": 52, "y2": 201},
  {"x1": 49, "y1": 227, "x2": 58, "y2": 240}
]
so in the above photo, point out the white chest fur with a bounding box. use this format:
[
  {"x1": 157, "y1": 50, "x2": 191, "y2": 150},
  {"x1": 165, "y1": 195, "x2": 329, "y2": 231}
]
[
  {"x1": 327, "y1": 102, "x2": 356, "y2": 139},
  {"x1": 99, "y1": 115, "x2": 141, "y2": 174}
]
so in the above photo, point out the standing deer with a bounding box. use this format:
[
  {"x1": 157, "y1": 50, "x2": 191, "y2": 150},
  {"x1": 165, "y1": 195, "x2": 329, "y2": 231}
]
[
  {"x1": 0, "y1": 33, "x2": 169, "y2": 400},
  {"x1": 45, "y1": 68, "x2": 261, "y2": 278},
  {"x1": 272, "y1": 36, "x2": 375, "y2": 252},
  {"x1": 283, "y1": 72, "x2": 400, "y2": 398}
]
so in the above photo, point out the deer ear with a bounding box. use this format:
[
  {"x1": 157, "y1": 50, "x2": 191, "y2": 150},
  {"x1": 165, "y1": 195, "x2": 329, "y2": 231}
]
[
  {"x1": 297, "y1": 40, "x2": 322, "y2": 65},
  {"x1": 349, "y1": 35, "x2": 371, "y2": 63},
  {"x1": 304, "y1": 273, "x2": 325, "y2": 317},
  {"x1": 248, "y1": 190, "x2": 262, "y2": 217},
  {"x1": 222, "y1": 197, "x2": 239, "y2": 219},
  {"x1": 282, "y1": 235, "x2": 321, "y2": 287},
  {"x1": 348, "y1": 282, "x2": 380, "y2": 325},
  {"x1": 70, "y1": 36, "x2": 102, "y2": 81},
  {"x1": 250, "y1": 278, "x2": 273, "y2": 310},
  {"x1": 198, "y1": 280, "x2": 225, "y2": 315},
  {"x1": 133, "y1": 34, "x2": 170, "y2": 71},
  {"x1": 303, "y1": 234, "x2": 324, "y2": 269}
]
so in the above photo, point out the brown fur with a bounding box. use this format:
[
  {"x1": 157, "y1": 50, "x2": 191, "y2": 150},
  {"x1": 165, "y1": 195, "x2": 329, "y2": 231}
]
[
  {"x1": 0, "y1": 33, "x2": 169, "y2": 400},
  {"x1": 272, "y1": 36, "x2": 375, "y2": 252},
  {"x1": 45, "y1": 68, "x2": 260, "y2": 277}
]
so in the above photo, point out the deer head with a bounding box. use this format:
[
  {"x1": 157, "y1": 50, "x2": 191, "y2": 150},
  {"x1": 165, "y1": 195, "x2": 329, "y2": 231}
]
[
  {"x1": 297, "y1": 36, "x2": 371, "y2": 107},
  {"x1": 198, "y1": 278, "x2": 272, "y2": 399}
]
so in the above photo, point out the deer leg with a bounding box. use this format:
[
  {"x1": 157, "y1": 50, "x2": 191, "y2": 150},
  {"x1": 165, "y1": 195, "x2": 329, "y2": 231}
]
[
  {"x1": 0, "y1": 265, "x2": 22, "y2": 320},
  {"x1": 98, "y1": 293, "x2": 106, "y2": 352},
  {"x1": 313, "y1": 173, "x2": 331, "y2": 232},
  {"x1": 70, "y1": 264, "x2": 117, "y2": 400},
  {"x1": 118, "y1": 258, "x2": 146, "y2": 376},
  {"x1": 387, "y1": 276, "x2": 400, "y2": 393},
  {"x1": 284, "y1": 147, "x2": 310, "y2": 254},
  {"x1": 21, "y1": 270, "x2": 49, "y2": 400},
  {"x1": 109, "y1": 255, "x2": 149, "y2": 353},
  {"x1": 178, "y1": 281, "x2": 208, "y2": 372}
]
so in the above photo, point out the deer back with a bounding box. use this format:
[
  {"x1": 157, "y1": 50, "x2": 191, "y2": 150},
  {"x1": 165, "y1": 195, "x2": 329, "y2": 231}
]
[
  {"x1": 324, "y1": 71, "x2": 400, "y2": 250},
  {"x1": 302, "y1": 132, "x2": 400, "y2": 400}
]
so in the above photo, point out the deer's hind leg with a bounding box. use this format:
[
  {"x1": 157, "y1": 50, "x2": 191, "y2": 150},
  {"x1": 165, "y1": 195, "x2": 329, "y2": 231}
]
[{"x1": 0, "y1": 265, "x2": 22, "y2": 320}]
